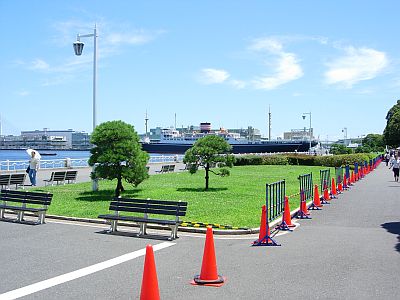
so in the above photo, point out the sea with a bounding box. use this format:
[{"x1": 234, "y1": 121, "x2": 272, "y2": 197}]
[
  {"x1": 0, "y1": 149, "x2": 90, "y2": 161},
  {"x1": 0, "y1": 149, "x2": 181, "y2": 171}
]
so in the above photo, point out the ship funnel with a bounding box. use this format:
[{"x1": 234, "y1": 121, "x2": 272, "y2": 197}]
[{"x1": 200, "y1": 122, "x2": 211, "y2": 133}]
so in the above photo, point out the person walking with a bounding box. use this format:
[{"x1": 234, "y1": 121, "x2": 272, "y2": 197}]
[
  {"x1": 389, "y1": 155, "x2": 400, "y2": 182},
  {"x1": 28, "y1": 151, "x2": 40, "y2": 186}
]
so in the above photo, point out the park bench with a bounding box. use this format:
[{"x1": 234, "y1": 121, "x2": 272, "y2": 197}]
[
  {"x1": 44, "y1": 171, "x2": 66, "y2": 186},
  {"x1": 156, "y1": 164, "x2": 176, "y2": 173},
  {"x1": 9, "y1": 173, "x2": 26, "y2": 189},
  {"x1": 0, "y1": 173, "x2": 26, "y2": 190},
  {"x1": 0, "y1": 189, "x2": 53, "y2": 224},
  {"x1": 65, "y1": 170, "x2": 78, "y2": 184},
  {"x1": 0, "y1": 174, "x2": 10, "y2": 189},
  {"x1": 98, "y1": 197, "x2": 188, "y2": 240}
]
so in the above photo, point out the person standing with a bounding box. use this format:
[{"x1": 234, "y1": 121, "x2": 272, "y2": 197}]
[
  {"x1": 389, "y1": 155, "x2": 400, "y2": 182},
  {"x1": 29, "y1": 151, "x2": 40, "y2": 186}
]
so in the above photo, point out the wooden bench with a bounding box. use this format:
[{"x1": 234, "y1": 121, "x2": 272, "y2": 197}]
[
  {"x1": 0, "y1": 173, "x2": 26, "y2": 190},
  {"x1": 44, "y1": 171, "x2": 66, "y2": 186},
  {"x1": 98, "y1": 197, "x2": 188, "y2": 240},
  {"x1": 0, "y1": 174, "x2": 10, "y2": 189},
  {"x1": 10, "y1": 173, "x2": 26, "y2": 189},
  {"x1": 65, "y1": 170, "x2": 78, "y2": 184},
  {"x1": 0, "y1": 189, "x2": 53, "y2": 224},
  {"x1": 156, "y1": 164, "x2": 175, "y2": 173}
]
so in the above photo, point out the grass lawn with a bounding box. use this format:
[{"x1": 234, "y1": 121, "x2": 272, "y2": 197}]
[{"x1": 36, "y1": 165, "x2": 334, "y2": 228}]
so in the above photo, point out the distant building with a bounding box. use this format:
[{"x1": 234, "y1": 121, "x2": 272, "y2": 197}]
[
  {"x1": 283, "y1": 128, "x2": 314, "y2": 140},
  {"x1": 0, "y1": 128, "x2": 90, "y2": 150},
  {"x1": 142, "y1": 124, "x2": 261, "y2": 141}
]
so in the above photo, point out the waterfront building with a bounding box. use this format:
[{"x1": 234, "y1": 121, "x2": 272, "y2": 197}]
[{"x1": 0, "y1": 128, "x2": 90, "y2": 150}]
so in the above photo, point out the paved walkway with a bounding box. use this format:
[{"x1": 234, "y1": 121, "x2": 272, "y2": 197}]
[
  {"x1": 0, "y1": 164, "x2": 399, "y2": 299},
  {"x1": 10, "y1": 161, "x2": 187, "y2": 188}
]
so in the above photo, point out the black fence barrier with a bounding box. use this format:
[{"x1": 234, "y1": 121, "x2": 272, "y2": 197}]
[
  {"x1": 298, "y1": 173, "x2": 313, "y2": 202},
  {"x1": 354, "y1": 162, "x2": 359, "y2": 175},
  {"x1": 335, "y1": 167, "x2": 343, "y2": 184},
  {"x1": 320, "y1": 169, "x2": 331, "y2": 192},
  {"x1": 266, "y1": 180, "x2": 286, "y2": 222}
]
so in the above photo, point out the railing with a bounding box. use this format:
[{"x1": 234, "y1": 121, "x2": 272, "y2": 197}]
[{"x1": 0, "y1": 155, "x2": 185, "y2": 171}]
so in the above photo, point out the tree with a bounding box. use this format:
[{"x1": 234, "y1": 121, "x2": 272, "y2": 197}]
[
  {"x1": 88, "y1": 120, "x2": 149, "y2": 197},
  {"x1": 361, "y1": 134, "x2": 384, "y2": 152},
  {"x1": 384, "y1": 100, "x2": 400, "y2": 147},
  {"x1": 329, "y1": 143, "x2": 352, "y2": 155},
  {"x1": 183, "y1": 135, "x2": 235, "y2": 190}
]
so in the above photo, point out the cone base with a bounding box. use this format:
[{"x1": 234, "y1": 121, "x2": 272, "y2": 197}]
[{"x1": 191, "y1": 275, "x2": 225, "y2": 287}]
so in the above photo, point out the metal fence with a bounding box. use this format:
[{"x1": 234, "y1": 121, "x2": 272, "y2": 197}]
[
  {"x1": 320, "y1": 169, "x2": 331, "y2": 191},
  {"x1": 0, "y1": 155, "x2": 185, "y2": 171},
  {"x1": 298, "y1": 173, "x2": 313, "y2": 202},
  {"x1": 335, "y1": 167, "x2": 343, "y2": 184},
  {"x1": 266, "y1": 180, "x2": 286, "y2": 222}
]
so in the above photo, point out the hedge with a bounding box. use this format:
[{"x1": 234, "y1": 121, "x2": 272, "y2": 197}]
[{"x1": 234, "y1": 153, "x2": 381, "y2": 167}]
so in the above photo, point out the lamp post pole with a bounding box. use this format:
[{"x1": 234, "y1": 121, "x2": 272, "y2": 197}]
[
  {"x1": 73, "y1": 25, "x2": 98, "y2": 131},
  {"x1": 302, "y1": 112, "x2": 312, "y2": 154},
  {"x1": 73, "y1": 25, "x2": 98, "y2": 190}
]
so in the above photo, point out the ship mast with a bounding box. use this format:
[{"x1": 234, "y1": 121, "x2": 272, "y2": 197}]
[
  {"x1": 145, "y1": 111, "x2": 149, "y2": 138},
  {"x1": 268, "y1": 105, "x2": 271, "y2": 140}
]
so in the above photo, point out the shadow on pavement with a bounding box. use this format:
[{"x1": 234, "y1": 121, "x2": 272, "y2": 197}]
[{"x1": 381, "y1": 222, "x2": 400, "y2": 253}]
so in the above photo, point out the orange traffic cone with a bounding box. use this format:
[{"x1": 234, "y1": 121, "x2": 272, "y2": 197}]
[
  {"x1": 297, "y1": 191, "x2": 311, "y2": 219},
  {"x1": 278, "y1": 196, "x2": 295, "y2": 230},
  {"x1": 343, "y1": 174, "x2": 348, "y2": 189},
  {"x1": 192, "y1": 227, "x2": 225, "y2": 286},
  {"x1": 338, "y1": 180, "x2": 343, "y2": 193},
  {"x1": 252, "y1": 205, "x2": 280, "y2": 246},
  {"x1": 331, "y1": 178, "x2": 337, "y2": 198},
  {"x1": 140, "y1": 245, "x2": 160, "y2": 300},
  {"x1": 309, "y1": 185, "x2": 322, "y2": 210}
]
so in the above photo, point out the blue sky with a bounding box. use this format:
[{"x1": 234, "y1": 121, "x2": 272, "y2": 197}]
[{"x1": 1, "y1": 0, "x2": 399, "y2": 141}]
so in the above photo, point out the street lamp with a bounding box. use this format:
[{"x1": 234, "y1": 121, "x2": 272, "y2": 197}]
[
  {"x1": 73, "y1": 24, "x2": 98, "y2": 132},
  {"x1": 73, "y1": 25, "x2": 98, "y2": 191},
  {"x1": 302, "y1": 112, "x2": 312, "y2": 154}
]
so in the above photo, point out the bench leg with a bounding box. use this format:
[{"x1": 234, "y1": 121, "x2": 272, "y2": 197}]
[
  {"x1": 109, "y1": 220, "x2": 118, "y2": 232},
  {"x1": 17, "y1": 211, "x2": 25, "y2": 222},
  {"x1": 169, "y1": 225, "x2": 179, "y2": 240},
  {"x1": 0, "y1": 208, "x2": 4, "y2": 219},
  {"x1": 138, "y1": 223, "x2": 147, "y2": 237}
]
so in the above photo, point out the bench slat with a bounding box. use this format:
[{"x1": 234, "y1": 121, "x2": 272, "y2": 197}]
[
  {"x1": 108, "y1": 205, "x2": 187, "y2": 216},
  {"x1": 98, "y1": 214, "x2": 180, "y2": 225},
  {"x1": 115, "y1": 197, "x2": 187, "y2": 206},
  {"x1": 109, "y1": 201, "x2": 187, "y2": 211}
]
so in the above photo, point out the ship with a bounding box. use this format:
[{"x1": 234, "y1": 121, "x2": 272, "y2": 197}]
[{"x1": 140, "y1": 123, "x2": 318, "y2": 154}]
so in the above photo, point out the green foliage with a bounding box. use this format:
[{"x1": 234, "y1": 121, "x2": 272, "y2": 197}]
[
  {"x1": 88, "y1": 120, "x2": 149, "y2": 197},
  {"x1": 384, "y1": 100, "x2": 400, "y2": 147},
  {"x1": 361, "y1": 134, "x2": 384, "y2": 152},
  {"x1": 234, "y1": 155, "x2": 264, "y2": 165},
  {"x1": 329, "y1": 143, "x2": 352, "y2": 155},
  {"x1": 285, "y1": 154, "x2": 316, "y2": 165},
  {"x1": 183, "y1": 135, "x2": 234, "y2": 190},
  {"x1": 314, "y1": 153, "x2": 379, "y2": 167},
  {"x1": 262, "y1": 155, "x2": 289, "y2": 165}
]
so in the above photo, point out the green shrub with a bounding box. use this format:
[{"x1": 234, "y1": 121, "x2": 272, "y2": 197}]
[
  {"x1": 262, "y1": 155, "x2": 288, "y2": 165},
  {"x1": 285, "y1": 154, "x2": 316, "y2": 166},
  {"x1": 234, "y1": 155, "x2": 264, "y2": 166},
  {"x1": 314, "y1": 153, "x2": 380, "y2": 167}
]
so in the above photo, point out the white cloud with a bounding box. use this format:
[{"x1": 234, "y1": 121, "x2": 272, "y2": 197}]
[
  {"x1": 16, "y1": 90, "x2": 30, "y2": 97},
  {"x1": 29, "y1": 59, "x2": 50, "y2": 71},
  {"x1": 250, "y1": 38, "x2": 303, "y2": 90},
  {"x1": 325, "y1": 47, "x2": 388, "y2": 88},
  {"x1": 229, "y1": 79, "x2": 246, "y2": 89},
  {"x1": 199, "y1": 68, "x2": 230, "y2": 84}
]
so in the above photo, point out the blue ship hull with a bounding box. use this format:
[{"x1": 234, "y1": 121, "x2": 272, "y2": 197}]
[{"x1": 141, "y1": 140, "x2": 316, "y2": 154}]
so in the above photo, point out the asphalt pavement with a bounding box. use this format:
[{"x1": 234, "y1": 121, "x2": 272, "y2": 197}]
[{"x1": 0, "y1": 163, "x2": 399, "y2": 299}]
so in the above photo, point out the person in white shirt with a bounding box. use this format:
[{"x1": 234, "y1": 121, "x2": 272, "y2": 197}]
[
  {"x1": 389, "y1": 155, "x2": 400, "y2": 182},
  {"x1": 28, "y1": 151, "x2": 40, "y2": 186}
]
